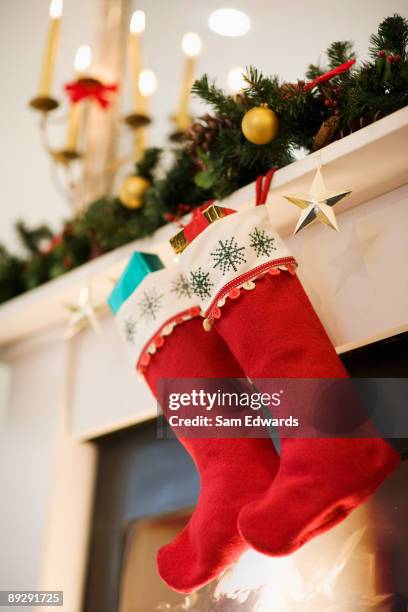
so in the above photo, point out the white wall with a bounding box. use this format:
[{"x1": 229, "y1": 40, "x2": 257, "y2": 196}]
[
  {"x1": 0, "y1": 331, "x2": 63, "y2": 592},
  {"x1": 1, "y1": 0, "x2": 407, "y2": 249}
]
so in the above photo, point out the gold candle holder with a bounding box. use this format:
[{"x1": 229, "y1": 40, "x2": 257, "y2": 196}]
[
  {"x1": 29, "y1": 95, "x2": 59, "y2": 113},
  {"x1": 51, "y1": 149, "x2": 81, "y2": 165}
]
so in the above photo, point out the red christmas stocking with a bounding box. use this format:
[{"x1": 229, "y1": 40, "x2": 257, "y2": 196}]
[
  {"x1": 112, "y1": 262, "x2": 280, "y2": 592},
  {"x1": 178, "y1": 204, "x2": 399, "y2": 556}
]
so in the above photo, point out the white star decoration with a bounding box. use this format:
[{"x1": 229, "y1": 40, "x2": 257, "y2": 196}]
[
  {"x1": 284, "y1": 167, "x2": 351, "y2": 235},
  {"x1": 65, "y1": 285, "x2": 103, "y2": 339}
]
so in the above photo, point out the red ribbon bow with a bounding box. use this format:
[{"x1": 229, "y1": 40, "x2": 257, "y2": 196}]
[
  {"x1": 64, "y1": 79, "x2": 118, "y2": 109},
  {"x1": 303, "y1": 59, "x2": 356, "y2": 92}
]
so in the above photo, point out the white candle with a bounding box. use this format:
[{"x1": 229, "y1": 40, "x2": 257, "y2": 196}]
[
  {"x1": 39, "y1": 0, "x2": 63, "y2": 97},
  {"x1": 177, "y1": 32, "x2": 202, "y2": 132},
  {"x1": 66, "y1": 45, "x2": 92, "y2": 152},
  {"x1": 129, "y1": 10, "x2": 146, "y2": 113}
]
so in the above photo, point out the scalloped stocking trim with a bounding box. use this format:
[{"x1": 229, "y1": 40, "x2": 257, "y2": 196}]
[
  {"x1": 203, "y1": 256, "x2": 297, "y2": 331},
  {"x1": 137, "y1": 306, "x2": 201, "y2": 373}
]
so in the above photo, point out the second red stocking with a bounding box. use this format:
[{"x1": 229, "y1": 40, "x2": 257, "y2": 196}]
[{"x1": 177, "y1": 204, "x2": 399, "y2": 556}]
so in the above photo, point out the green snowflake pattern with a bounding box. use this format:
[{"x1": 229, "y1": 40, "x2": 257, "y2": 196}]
[
  {"x1": 138, "y1": 288, "x2": 163, "y2": 321},
  {"x1": 211, "y1": 237, "x2": 246, "y2": 275},
  {"x1": 124, "y1": 317, "x2": 137, "y2": 343},
  {"x1": 189, "y1": 268, "x2": 214, "y2": 299},
  {"x1": 171, "y1": 273, "x2": 192, "y2": 299},
  {"x1": 249, "y1": 227, "x2": 276, "y2": 257}
]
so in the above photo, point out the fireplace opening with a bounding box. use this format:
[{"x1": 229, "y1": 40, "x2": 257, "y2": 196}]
[
  {"x1": 83, "y1": 419, "x2": 200, "y2": 612},
  {"x1": 84, "y1": 334, "x2": 408, "y2": 612},
  {"x1": 119, "y1": 510, "x2": 192, "y2": 611}
]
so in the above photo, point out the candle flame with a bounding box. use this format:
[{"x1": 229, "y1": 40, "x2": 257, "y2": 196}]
[
  {"x1": 228, "y1": 66, "x2": 246, "y2": 93},
  {"x1": 138, "y1": 69, "x2": 157, "y2": 97},
  {"x1": 74, "y1": 45, "x2": 92, "y2": 72},
  {"x1": 181, "y1": 32, "x2": 202, "y2": 57},
  {"x1": 49, "y1": 0, "x2": 63, "y2": 19},
  {"x1": 130, "y1": 10, "x2": 145, "y2": 34}
]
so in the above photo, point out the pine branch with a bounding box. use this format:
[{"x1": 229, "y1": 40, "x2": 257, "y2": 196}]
[
  {"x1": 243, "y1": 65, "x2": 263, "y2": 91},
  {"x1": 327, "y1": 40, "x2": 355, "y2": 68},
  {"x1": 15, "y1": 221, "x2": 53, "y2": 255},
  {"x1": 0, "y1": 245, "x2": 25, "y2": 303},
  {"x1": 243, "y1": 66, "x2": 281, "y2": 103},
  {"x1": 369, "y1": 14, "x2": 408, "y2": 59},
  {"x1": 157, "y1": 150, "x2": 211, "y2": 210},
  {"x1": 192, "y1": 75, "x2": 242, "y2": 119},
  {"x1": 306, "y1": 63, "x2": 324, "y2": 80},
  {"x1": 134, "y1": 146, "x2": 161, "y2": 181}
]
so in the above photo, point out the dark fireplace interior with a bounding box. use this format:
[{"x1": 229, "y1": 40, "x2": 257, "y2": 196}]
[{"x1": 84, "y1": 333, "x2": 408, "y2": 612}]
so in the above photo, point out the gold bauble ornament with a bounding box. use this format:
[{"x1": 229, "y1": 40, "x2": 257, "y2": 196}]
[
  {"x1": 119, "y1": 175, "x2": 150, "y2": 209},
  {"x1": 241, "y1": 104, "x2": 279, "y2": 145}
]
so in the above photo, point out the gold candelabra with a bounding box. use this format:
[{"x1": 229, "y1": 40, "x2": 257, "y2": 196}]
[{"x1": 29, "y1": 1, "x2": 202, "y2": 213}]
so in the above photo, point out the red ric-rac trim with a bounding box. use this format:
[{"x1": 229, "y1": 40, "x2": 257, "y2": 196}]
[
  {"x1": 205, "y1": 256, "x2": 297, "y2": 326},
  {"x1": 137, "y1": 306, "x2": 201, "y2": 373}
]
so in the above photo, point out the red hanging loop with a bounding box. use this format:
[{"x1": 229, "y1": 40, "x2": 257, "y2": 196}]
[{"x1": 255, "y1": 168, "x2": 277, "y2": 206}]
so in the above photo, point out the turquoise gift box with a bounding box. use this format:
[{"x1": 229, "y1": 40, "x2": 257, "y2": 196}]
[{"x1": 108, "y1": 252, "x2": 164, "y2": 315}]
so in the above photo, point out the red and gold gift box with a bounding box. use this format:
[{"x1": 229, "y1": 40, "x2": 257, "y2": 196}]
[{"x1": 170, "y1": 204, "x2": 236, "y2": 254}]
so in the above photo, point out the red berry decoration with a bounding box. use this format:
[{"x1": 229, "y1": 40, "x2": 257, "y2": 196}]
[{"x1": 64, "y1": 255, "x2": 73, "y2": 269}]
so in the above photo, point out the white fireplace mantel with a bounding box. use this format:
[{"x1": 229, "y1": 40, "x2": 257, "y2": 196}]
[
  {"x1": 0, "y1": 106, "x2": 407, "y2": 348},
  {"x1": 1, "y1": 106, "x2": 408, "y2": 438}
]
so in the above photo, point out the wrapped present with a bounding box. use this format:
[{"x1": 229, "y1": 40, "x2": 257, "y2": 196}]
[
  {"x1": 170, "y1": 204, "x2": 236, "y2": 254},
  {"x1": 108, "y1": 251, "x2": 163, "y2": 315}
]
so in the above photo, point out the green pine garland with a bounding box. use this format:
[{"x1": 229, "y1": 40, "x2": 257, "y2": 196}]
[{"x1": 0, "y1": 14, "x2": 407, "y2": 305}]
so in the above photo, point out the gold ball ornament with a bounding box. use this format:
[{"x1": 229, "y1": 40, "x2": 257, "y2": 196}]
[
  {"x1": 119, "y1": 175, "x2": 150, "y2": 209},
  {"x1": 241, "y1": 104, "x2": 279, "y2": 145}
]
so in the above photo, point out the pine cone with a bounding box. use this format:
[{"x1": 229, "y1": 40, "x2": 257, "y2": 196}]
[
  {"x1": 234, "y1": 92, "x2": 249, "y2": 105},
  {"x1": 338, "y1": 110, "x2": 383, "y2": 139},
  {"x1": 184, "y1": 114, "x2": 231, "y2": 164},
  {"x1": 280, "y1": 80, "x2": 305, "y2": 98}
]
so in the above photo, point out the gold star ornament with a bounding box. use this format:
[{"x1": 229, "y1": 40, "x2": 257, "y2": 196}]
[{"x1": 284, "y1": 167, "x2": 351, "y2": 235}]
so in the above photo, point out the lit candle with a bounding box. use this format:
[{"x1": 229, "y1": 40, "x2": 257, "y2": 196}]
[
  {"x1": 138, "y1": 69, "x2": 157, "y2": 98},
  {"x1": 176, "y1": 32, "x2": 202, "y2": 132},
  {"x1": 129, "y1": 10, "x2": 148, "y2": 161},
  {"x1": 133, "y1": 69, "x2": 157, "y2": 159},
  {"x1": 66, "y1": 45, "x2": 92, "y2": 152},
  {"x1": 227, "y1": 66, "x2": 246, "y2": 93},
  {"x1": 39, "y1": 0, "x2": 63, "y2": 97},
  {"x1": 129, "y1": 10, "x2": 146, "y2": 113}
]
